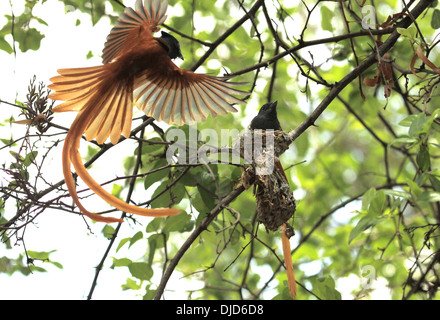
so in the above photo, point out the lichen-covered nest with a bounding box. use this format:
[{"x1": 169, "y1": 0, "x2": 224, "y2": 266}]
[{"x1": 240, "y1": 130, "x2": 296, "y2": 232}]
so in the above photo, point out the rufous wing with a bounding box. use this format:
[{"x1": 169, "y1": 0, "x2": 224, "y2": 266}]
[
  {"x1": 48, "y1": 66, "x2": 106, "y2": 113},
  {"x1": 81, "y1": 81, "x2": 134, "y2": 145},
  {"x1": 102, "y1": 0, "x2": 168, "y2": 64},
  {"x1": 133, "y1": 67, "x2": 248, "y2": 125},
  {"x1": 49, "y1": 65, "x2": 134, "y2": 145}
]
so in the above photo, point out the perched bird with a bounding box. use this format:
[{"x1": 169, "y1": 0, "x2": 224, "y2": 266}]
[
  {"x1": 249, "y1": 101, "x2": 281, "y2": 131},
  {"x1": 48, "y1": 0, "x2": 247, "y2": 223},
  {"x1": 249, "y1": 101, "x2": 296, "y2": 298}
]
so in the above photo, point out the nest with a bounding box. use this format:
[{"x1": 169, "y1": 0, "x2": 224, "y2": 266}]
[{"x1": 240, "y1": 130, "x2": 296, "y2": 233}]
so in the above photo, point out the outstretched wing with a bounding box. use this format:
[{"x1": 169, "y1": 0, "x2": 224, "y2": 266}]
[
  {"x1": 102, "y1": 0, "x2": 168, "y2": 64},
  {"x1": 48, "y1": 66, "x2": 106, "y2": 113},
  {"x1": 48, "y1": 65, "x2": 133, "y2": 145},
  {"x1": 134, "y1": 66, "x2": 248, "y2": 125},
  {"x1": 81, "y1": 80, "x2": 134, "y2": 145}
]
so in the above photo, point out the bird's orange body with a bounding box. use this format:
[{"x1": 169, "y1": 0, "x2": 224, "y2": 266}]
[{"x1": 49, "y1": 0, "x2": 247, "y2": 223}]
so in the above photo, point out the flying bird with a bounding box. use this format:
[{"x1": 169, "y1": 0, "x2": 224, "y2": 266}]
[{"x1": 48, "y1": 0, "x2": 247, "y2": 223}]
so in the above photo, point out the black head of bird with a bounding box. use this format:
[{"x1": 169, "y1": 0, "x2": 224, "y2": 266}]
[
  {"x1": 160, "y1": 31, "x2": 184, "y2": 60},
  {"x1": 249, "y1": 101, "x2": 282, "y2": 131}
]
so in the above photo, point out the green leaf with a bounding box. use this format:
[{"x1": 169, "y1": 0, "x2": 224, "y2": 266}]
[
  {"x1": 194, "y1": 170, "x2": 218, "y2": 210},
  {"x1": 116, "y1": 237, "x2": 130, "y2": 253},
  {"x1": 388, "y1": 136, "x2": 417, "y2": 146},
  {"x1": 122, "y1": 278, "x2": 142, "y2": 291},
  {"x1": 111, "y1": 184, "x2": 123, "y2": 197},
  {"x1": 146, "y1": 218, "x2": 162, "y2": 233},
  {"x1": 144, "y1": 167, "x2": 170, "y2": 190},
  {"x1": 431, "y1": 9, "x2": 440, "y2": 29},
  {"x1": 408, "y1": 24, "x2": 418, "y2": 39},
  {"x1": 111, "y1": 257, "x2": 132, "y2": 268},
  {"x1": 128, "y1": 262, "x2": 153, "y2": 281},
  {"x1": 29, "y1": 265, "x2": 47, "y2": 273},
  {"x1": 179, "y1": 168, "x2": 198, "y2": 186},
  {"x1": 33, "y1": 16, "x2": 48, "y2": 26},
  {"x1": 197, "y1": 184, "x2": 216, "y2": 210},
  {"x1": 162, "y1": 212, "x2": 191, "y2": 234},
  {"x1": 397, "y1": 27, "x2": 411, "y2": 38},
  {"x1": 62, "y1": 0, "x2": 107, "y2": 25},
  {"x1": 150, "y1": 180, "x2": 185, "y2": 208},
  {"x1": 320, "y1": 6, "x2": 333, "y2": 32},
  {"x1": 23, "y1": 151, "x2": 38, "y2": 167},
  {"x1": 50, "y1": 261, "x2": 63, "y2": 269},
  {"x1": 148, "y1": 233, "x2": 164, "y2": 249},
  {"x1": 0, "y1": 37, "x2": 13, "y2": 54},
  {"x1": 428, "y1": 174, "x2": 440, "y2": 192},
  {"x1": 408, "y1": 112, "x2": 427, "y2": 137},
  {"x1": 27, "y1": 250, "x2": 55, "y2": 260},
  {"x1": 383, "y1": 189, "x2": 411, "y2": 200},
  {"x1": 417, "y1": 191, "x2": 440, "y2": 202},
  {"x1": 416, "y1": 144, "x2": 430, "y2": 172},
  {"x1": 86, "y1": 145, "x2": 99, "y2": 158},
  {"x1": 399, "y1": 115, "x2": 417, "y2": 127},
  {"x1": 407, "y1": 178, "x2": 423, "y2": 199},
  {"x1": 86, "y1": 50, "x2": 93, "y2": 59},
  {"x1": 1, "y1": 138, "x2": 14, "y2": 145},
  {"x1": 147, "y1": 234, "x2": 159, "y2": 266},
  {"x1": 368, "y1": 190, "x2": 386, "y2": 216},
  {"x1": 429, "y1": 108, "x2": 440, "y2": 121},
  {"x1": 0, "y1": 13, "x2": 45, "y2": 52},
  {"x1": 20, "y1": 168, "x2": 29, "y2": 182},
  {"x1": 102, "y1": 225, "x2": 115, "y2": 239},
  {"x1": 9, "y1": 150, "x2": 24, "y2": 162},
  {"x1": 293, "y1": 242, "x2": 319, "y2": 260},
  {"x1": 218, "y1": 177, "x2": 233, "y2": 197},
  {"x1": 230, "y1": 166, "x2": 243, "y2": 183},
  {"x1": 15, "y1": 27, "x2": 44, "y2": 52},
  {"x1": 25, "y1": 250, "x2": 62, "y2": 270},
  {"x1": 140, "y1": 137, "x2": 166, "y2": 154},
  {"x1": 129, "y1": 231, "x2": 143, "y2": 248},
  {"x1": 349, "y1": 215, "x2": 383, "y2": 244},
  {"x1": 362, "y1": 188, "x2": 376, "y2": 211},
  {"x1": 143, "y1": 286, "x2": 156, "y2": 300},
  {"x1": 310, "y1": 276, "x2": 341, "y2": 300},
  {"x1": 190, "y1": 189, "x2": 210, "y2": 214},
  {"x1": 397, "y1": 25, "x2": 417, "y2": 40}
]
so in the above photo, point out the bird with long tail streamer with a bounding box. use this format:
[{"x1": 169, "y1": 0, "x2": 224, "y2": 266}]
[
  {"x1": 249, "y1": 101, "x2": 297, "y2": 299},
  {"x1": 49, "y1": 0, "x2": 248, "y2": 223}
]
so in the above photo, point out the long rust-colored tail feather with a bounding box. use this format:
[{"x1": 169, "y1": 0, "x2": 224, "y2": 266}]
[
  {"x1": 70, "y1": 146, "x2": 181, "y2": 219},
  {"x1": 62, "y1": 122, "x2": 124, "y2": 223},
  {"x1": 282, "y1": 223, "x2": 297, "y2": 299}
]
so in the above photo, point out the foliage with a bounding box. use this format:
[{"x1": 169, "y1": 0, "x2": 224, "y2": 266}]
[{"x1": 1, "y1": 0, "x2": 440, "y2": 300}]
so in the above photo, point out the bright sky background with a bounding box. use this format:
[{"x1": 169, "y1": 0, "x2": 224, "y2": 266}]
[
  {"x1": 0, "y1": 0, "x2": 275, "y2": 301},
  {"x1": 0, "y1": 0, "x2": 393, "y2": 300},
  {"x1": 0, "y1": 0, "x2": 199, "y2": 300}
]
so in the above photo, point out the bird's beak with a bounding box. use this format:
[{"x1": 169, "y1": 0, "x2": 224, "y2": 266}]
[{"x1": 270, "y1": 101, "x2": 278, "y2": 109}]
